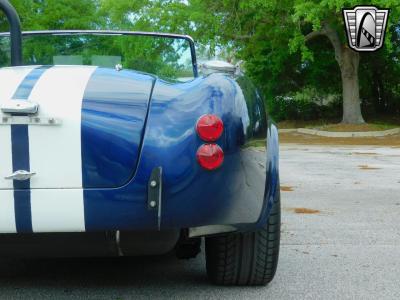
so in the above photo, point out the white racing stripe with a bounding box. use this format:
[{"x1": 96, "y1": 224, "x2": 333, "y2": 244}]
[
  {"x1": 0, "y1": 66, "x2": 37, "y2": 233},
  {"x1": 0, "y1": 191, "x2": 16, "y2": 233},
  {"x1": 29, "y1": 66, "x2": 97, "y2": 189},
  {"x1": 29, "y1": 65, "x2": 96, "y2": 232},
  {"x1": 0, "y1": 66, "x2": 37, "y2": 191},
  {"x1": 30, "y1": 189, "x2": 85, "y2": 232}
]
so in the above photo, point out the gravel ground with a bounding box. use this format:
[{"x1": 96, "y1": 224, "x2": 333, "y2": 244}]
[{"x1": 0, "y1": 144, "x2": 399, "y2": 299}]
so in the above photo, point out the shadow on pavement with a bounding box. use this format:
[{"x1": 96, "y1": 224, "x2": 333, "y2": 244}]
[{"x1": 0, "y1": 254, "x2": 208, "y2": 289}]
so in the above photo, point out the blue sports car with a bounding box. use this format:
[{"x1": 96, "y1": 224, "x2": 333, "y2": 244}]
[{"x1": 0, "y1": 0, "x2": 280, "y2": 286}]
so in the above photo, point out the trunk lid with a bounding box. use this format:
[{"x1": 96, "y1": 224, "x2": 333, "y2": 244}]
[{"x1": 0, "y1": 65, "x2": 154, "y2": 189}]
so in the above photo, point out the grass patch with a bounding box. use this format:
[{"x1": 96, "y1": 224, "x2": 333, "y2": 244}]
[
  {"x1": 277, "y1": 120, "x2": 399, "y2": 131},
  {"x1": 245, "y1": 133, "x2": 400, "y2": 147},
  {"x1": 316, "y1": 123, "x2": 398, "y2": 132},
  {"x1": 279, "y1": 132, "x2": 400, "y2": 146},
  {"x1": 278, "y1": 120, "x2": 332, "y2": 129}
]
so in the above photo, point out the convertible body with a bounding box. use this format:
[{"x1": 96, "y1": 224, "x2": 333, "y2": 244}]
[
  {"x1": 0, "y1": 64, "x2": 278, "y2": 238},
  {"x1": 0, "y1": 0, "x2": 280, "y2": 286}
]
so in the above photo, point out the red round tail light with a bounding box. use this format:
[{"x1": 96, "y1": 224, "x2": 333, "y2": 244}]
[
  {"x1": 196, "y1": 114, "x2": 223, "y2": 142},
  {"x1": 196, "y1": 144, "x2": 224, "y2": 170}
]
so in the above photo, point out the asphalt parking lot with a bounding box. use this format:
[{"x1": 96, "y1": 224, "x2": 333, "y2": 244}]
[{"x1": 0, "y1": 144, "x2": 399, "y2": 299}]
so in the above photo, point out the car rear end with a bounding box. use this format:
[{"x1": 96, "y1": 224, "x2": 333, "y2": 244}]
[{"x1": 0, "y1": 0, "x2": 280, "y2": 285}]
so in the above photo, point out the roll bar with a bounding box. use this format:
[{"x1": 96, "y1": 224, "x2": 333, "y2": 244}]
[{"x1": 0, "y1": 0, "x2": 22, "y2": 66}]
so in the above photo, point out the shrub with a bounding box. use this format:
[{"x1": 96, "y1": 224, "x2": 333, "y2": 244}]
[{"x1": 267, "y1": 87, "x2": 342, "y2": 121}]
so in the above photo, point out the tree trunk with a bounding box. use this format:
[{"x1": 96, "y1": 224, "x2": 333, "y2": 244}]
[
  {"x1": 305, "y1": 24, "x2": 366, "y2": 124},
  {"x1": 339, "y1": 47, "x2": 365, "y2": 124}
]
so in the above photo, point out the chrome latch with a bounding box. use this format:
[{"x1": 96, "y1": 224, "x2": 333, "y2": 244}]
[
  {"x1": 1, "y1": 100, "x2": 39, "y2": 114},
  {"x1": 5, "y1": 170, "x2": 36, "y2": 181}
]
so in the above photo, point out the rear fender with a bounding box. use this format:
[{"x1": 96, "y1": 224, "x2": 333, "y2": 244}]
[
  {"x1": 255, "y1": 121, "x2": 280, "y2": 228},
  {"x1": 140, "y1": 73, "x2": 278, "y2": 231}
]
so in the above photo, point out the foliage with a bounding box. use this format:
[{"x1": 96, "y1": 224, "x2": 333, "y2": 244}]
[
  {"x1": 0, "y1": 0, "x2": 399, "y2": 121},
  {"x1": 0, "y1": 0, "x2": 194, "y2": 80},
  {"x1": 359, "y1": 26, "x2": 400, "y2": 116},
  {"x1": 1, "y1": 0, "x2": 99, "y2": 31},
  {"x1": 268, "y1": 87, "x2": 342, "y2": 121}
]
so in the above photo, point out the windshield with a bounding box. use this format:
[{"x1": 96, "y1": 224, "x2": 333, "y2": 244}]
[{"x1": 0, "y1": 32, "x2": 196, "y2": 82}]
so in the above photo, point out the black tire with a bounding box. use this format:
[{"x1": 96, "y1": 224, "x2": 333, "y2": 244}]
[{"x1": 205, "y1": 192, "x2": 281, "y2": 286}]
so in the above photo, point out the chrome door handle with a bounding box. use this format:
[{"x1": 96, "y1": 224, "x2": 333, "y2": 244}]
[
  {"x1": 5, "y1": 170, "x2": 36, "y2": 181},
  {"x1": 1, "y1": 100, "x2": 39, "y2": 114}
]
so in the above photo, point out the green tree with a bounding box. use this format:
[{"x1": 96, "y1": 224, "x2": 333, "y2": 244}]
[
  {"x1": 0, "y1": 0, "x2": 99, "y2": 66},
  {"x1": 187, "y1": 0, "x2": 399, "y2": 123},
  {"x1": 1, "y1": 0, "x2": 99, "y2": 30},
  {"x1": 102, "y1": 0, "x2": 399, "y2": 124},
  {"x1": 1, "y1": 0, "x2": 399, "y2": 122},
  {"x1": 291, "y1": 1, "x2": 399, "y2": 123}
]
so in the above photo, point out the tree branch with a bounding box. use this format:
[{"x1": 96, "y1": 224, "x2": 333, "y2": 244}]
[
  {"x1": 304, "y1": 23, "x2": 343, "y2": 63},
  {"x1": 304, "y1": 30, "x2": 325, "y2": 42},
  {"x1": 220, "y1": 33, "x2": 252, "y2": 41},
  {"x1": 232, "y1": 34, "x2": 252, "y2": 40},
  {"x1": 321, "y1": 23, "x2": 343, "y2": 63}
]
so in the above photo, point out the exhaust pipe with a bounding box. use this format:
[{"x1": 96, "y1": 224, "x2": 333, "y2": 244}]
[{"x1": 0, "y1": 0, "x2": 22, "y2": 66}]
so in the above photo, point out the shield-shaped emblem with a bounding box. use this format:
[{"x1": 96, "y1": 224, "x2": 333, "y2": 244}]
[{"x1": 343, "y1": 6, "x2": 389, "y2": 52}]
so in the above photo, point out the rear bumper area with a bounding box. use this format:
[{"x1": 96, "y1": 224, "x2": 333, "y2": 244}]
[{"x1": 0, "y1": 231, "x2": 180, "y2": 257}]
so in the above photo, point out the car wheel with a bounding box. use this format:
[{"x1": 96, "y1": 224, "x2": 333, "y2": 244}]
[{"x1": 205, "y1": 192, "x2": 280, "y2": 286}]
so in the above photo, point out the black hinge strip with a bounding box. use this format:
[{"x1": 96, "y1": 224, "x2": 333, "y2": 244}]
[{"x1": 147, "y1": 167, "x2": 162, "y2": 229}]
